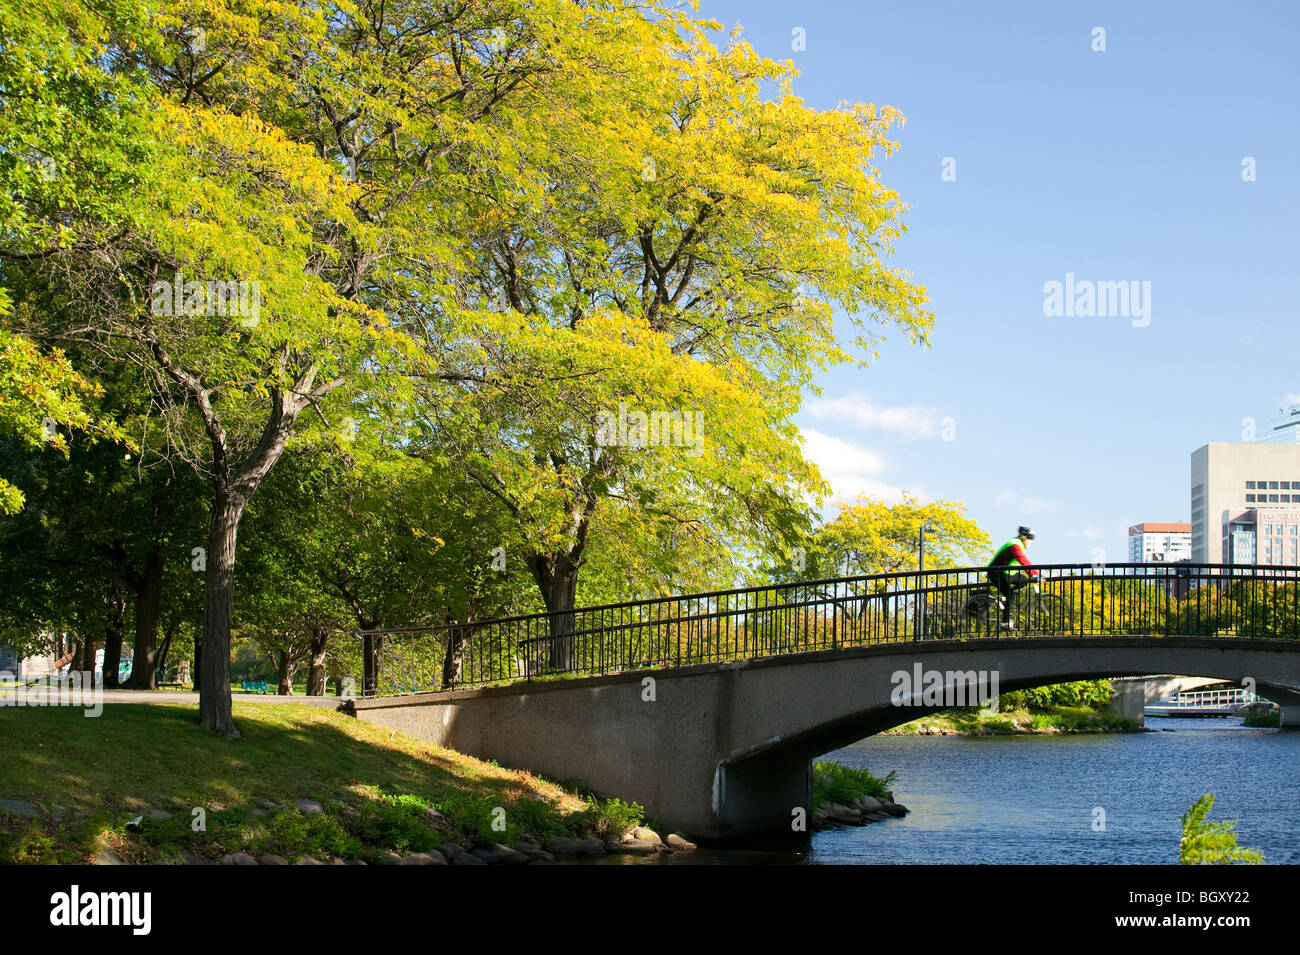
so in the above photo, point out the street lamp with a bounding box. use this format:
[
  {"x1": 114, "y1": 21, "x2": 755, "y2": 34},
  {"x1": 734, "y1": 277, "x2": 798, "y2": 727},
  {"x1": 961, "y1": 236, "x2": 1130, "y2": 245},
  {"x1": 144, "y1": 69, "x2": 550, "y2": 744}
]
[{"x1": 916, "y1": 521, "x2": 937, "y2": 641}]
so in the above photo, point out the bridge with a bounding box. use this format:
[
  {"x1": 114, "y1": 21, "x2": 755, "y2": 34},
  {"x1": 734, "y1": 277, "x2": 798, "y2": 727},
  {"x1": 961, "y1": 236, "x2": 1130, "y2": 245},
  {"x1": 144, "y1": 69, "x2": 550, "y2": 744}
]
[{"x1": 347, "y1": 562, "x2": 1300, "y2": 840}]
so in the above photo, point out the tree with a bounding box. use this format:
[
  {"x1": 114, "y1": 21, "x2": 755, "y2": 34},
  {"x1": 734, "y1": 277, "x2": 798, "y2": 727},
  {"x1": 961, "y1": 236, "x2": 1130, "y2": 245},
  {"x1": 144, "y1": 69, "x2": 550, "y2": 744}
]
[
  {"x1": 411, "y1": 18, "x2": 934, "y2": 665},
  {"x1": 793, "y1": 493, "x2": 991, "y2": 581},
  {"x1": 5, "y1": 0, "x2": 626, "y2": 735},
  {"x1": 1179, "y1": 793, "x2": 1263, "y2": 864}
]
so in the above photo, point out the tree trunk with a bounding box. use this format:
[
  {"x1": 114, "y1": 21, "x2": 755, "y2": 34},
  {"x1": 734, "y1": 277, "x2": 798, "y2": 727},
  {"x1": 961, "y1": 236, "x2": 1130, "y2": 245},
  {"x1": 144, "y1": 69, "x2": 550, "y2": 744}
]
[
  {"x1": 442, "y1": 622, "x2": 471, "y2": 688},
  {"x1": 156, "y1": 627, "x2": 173, "y2": 682},
  {"x1": 193, "y1": 636, "x2": 202, "y2": 691},
  {"x1": 362, "y1": 632, "x2": 382, "y2": 697},
  {"x1": 123, "y1": 548, "x2": 164, "y2": 689},
  {"x1": 199, "y1": 490, "x2": 244, "y2": 739},
  {"x1": 276, "y1": 651, "x2": 296, "y2": 696},
  {"x1": 306, "y1": 624, "x2": 329, "y2": 696},
  {"x1": 529, "y1": 554, "x2": 580, "y2": 673},
  {"x1": 101, "y1": 596, "x2": 126, "y2": 689}
]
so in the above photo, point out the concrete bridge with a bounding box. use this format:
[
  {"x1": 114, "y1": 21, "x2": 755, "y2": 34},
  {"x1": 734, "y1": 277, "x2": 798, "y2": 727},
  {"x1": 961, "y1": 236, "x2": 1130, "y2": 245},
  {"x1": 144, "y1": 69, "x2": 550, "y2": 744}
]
[{"x1": 351, "y1": 633, "x2": 1300, "y2": 841}]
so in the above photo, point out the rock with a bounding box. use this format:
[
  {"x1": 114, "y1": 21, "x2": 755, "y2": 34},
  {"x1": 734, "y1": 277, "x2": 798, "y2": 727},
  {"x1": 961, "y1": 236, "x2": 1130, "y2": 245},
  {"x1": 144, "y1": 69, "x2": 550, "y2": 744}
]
[
  {"x1": 296, "y1": 857, "x2": 326, "y2": 865},
  {"x1": 863, "y1": 810, "x2": 889, "y2": 822},
  {"x1": 292, "y1": 798, "x2": 324, "y2": 815},
  {"x1": 437, "y1": 841, "x2": 467, "y2": 861},
  {"x1": 379, "y1": 850, "x2": 403, "y2": 865},
  {"x1": 224, "y1": 852, "x2": 258, "y2": 865},
  {"x1": 543, "y1": 836, "x2": 606, "y2": 859},
  {"x1": 147, "y1": 809, "x2": 174, "y2": 821},
  {"x1": 257, "y1": 854, "x2": 289, "y2": 865},
  {"x1": 327, "y1": 857, "x2": 348, "y2": 865},
  {"x1": 94, "y1": 850, "x2": 124, "y2": 865},
  {"x1": 519, "y1": 847, "x2": 555, "y2": 863},
  {"x1": 261, "y1": 800, "x2": 281, "y2": 810},
  {"x1": 607, "y1": 839, "x2": 659, "y2": 854},
  {"x1": 854, "y1": 796, "x2": 882, "y2": 812},
  {"x1": 345, "y1": 858, "x2": 367, "y2": 865},
  {"x1": 630, "y1": 826, "x2": 663, "y2": 846},
  {"x1": 823, "y1": 803, "x2": 864, "y2": 825},
  {"x1": 666, "y1": 833, "x2": 697, "y2": 850},
  {"x1": 471, "y1": 844, "x2": 530, "y2": 865},
  {"x1": 0, "y1": 795, "x2": 38, "y2": 815},
  {"x1": 881, "y1": 802, "x2": 909, "y2": 818},
  {"x1": 400, "y1": 851, "x2": 447, "y2": 865},
  {"x1": 181, "y1": 850, "x2": 215, "y2": 865},
  {"x1": 424, "y1": 807, "x2": 449, "y2": 827},
  {"x1": 452, "y1": 851, "x2": 487, "y2": 865}
]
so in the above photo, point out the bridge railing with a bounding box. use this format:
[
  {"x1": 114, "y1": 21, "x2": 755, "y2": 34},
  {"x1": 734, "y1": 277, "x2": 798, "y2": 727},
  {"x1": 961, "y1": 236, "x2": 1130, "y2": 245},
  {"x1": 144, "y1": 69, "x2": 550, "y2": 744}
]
[{"x1": 350, "y1": 562, "x2": 1300, "y2": 697}]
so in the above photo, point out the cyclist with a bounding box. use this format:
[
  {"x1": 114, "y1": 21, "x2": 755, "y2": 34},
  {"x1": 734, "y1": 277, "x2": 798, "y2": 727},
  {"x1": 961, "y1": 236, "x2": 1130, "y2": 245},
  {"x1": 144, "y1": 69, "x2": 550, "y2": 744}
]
[{"x1": 988, "y1": 526, "x2": 1038, "y2": 629}]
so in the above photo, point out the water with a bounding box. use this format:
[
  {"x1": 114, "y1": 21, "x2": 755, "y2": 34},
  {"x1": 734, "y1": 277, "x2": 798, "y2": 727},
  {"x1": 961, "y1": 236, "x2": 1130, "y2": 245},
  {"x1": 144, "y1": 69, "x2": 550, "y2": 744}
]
[
  {"x1": 596, "y1": 718, "x2": 1299, "y2": 864},
  {"x1": 805, "y1": 718, "x2": 1298, "y2": 865}
]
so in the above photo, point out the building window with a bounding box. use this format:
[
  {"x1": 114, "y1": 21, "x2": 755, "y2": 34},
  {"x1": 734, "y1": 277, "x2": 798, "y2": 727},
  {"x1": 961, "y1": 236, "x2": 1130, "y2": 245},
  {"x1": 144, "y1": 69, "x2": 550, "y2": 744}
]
[
  {"x1": 1285, "y1": 495, "x2": 1293, "y2": 503},
  {"x1": 1290, "y1": 525, "x2": 1298, "y2": 535},
  {"x1": 1247, "y1": 481, "x2": 1256, "y2": 489},
  {"x1": 1247, "y1": 494, "x2": 1256, "y2": 502},
  {"x1": 1285, "y1": 482, "x2": 1293, "y2": 490},
  {"x1": 1264, "y1": 523, "x2": 1273, "y2": 535},
  {"x1": 1270, "y1": 481, "x2": 1280, "y2": 489},
  {"x1": 1271, "y1": 494, "x2": 1280, "y2": 502}
]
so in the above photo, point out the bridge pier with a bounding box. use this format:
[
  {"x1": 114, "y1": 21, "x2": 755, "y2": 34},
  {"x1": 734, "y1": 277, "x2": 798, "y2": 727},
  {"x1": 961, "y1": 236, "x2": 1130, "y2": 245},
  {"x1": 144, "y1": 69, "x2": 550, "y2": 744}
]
[{"x1": 716, "y1": 754, "x2": 811, "y2": 839}]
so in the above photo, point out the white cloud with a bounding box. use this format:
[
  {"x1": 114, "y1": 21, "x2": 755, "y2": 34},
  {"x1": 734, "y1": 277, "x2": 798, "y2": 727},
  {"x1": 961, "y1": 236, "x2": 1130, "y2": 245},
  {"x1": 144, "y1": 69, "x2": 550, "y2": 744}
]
[
  {"x1": 806, "y1": 392, "x2": 943, "y2": 439},
  {"x1": 1081, "y1": 526, "x2": 1104, "y2": 538},
  {"x1": 995, "y1": 490, "x2": 1057, "y2": 514},
  {"x1": 799, "y1": 429, "x2": 924, "y2": 505},
  {"x1": 1285, "y1": 392, "x2": 1300, "y2": 405}
]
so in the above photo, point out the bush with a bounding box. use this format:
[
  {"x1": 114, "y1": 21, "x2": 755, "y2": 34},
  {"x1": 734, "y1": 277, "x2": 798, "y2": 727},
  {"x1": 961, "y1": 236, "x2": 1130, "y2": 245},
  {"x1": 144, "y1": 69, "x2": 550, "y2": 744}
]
[
  {"x1": 569, "y1": 796, "x2": 644, "y2": 839},
  {"x1": 811, "y1": 761, "x2": 896, "y2": 808},
  {"x1": 999, "y1": 680, "x2": 1114, "y2": 712}
]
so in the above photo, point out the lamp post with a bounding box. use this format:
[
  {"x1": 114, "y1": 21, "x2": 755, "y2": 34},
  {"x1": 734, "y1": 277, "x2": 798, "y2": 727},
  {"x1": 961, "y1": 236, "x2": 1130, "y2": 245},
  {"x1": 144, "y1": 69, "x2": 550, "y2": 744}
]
[{"x1": 916, "y1": 521, "x2": 936, "y2": 641}]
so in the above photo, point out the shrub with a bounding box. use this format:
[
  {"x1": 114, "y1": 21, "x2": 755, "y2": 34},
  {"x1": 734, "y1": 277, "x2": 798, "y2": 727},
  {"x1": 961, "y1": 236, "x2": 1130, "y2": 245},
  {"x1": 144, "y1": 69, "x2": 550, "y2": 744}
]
[{"x1": 811, "y1": 761, "x2": 896, "y2": 808}]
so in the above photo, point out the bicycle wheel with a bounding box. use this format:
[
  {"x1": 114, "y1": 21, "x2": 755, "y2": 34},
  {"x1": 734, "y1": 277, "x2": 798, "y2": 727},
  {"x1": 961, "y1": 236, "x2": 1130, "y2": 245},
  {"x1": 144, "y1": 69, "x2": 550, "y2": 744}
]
[
  {"x1": 1027, "y1": 594, "x2": 1068, "y2": 634},
  {"x1": 965, "y1": 590, "x2": 994, "y2": 632}
]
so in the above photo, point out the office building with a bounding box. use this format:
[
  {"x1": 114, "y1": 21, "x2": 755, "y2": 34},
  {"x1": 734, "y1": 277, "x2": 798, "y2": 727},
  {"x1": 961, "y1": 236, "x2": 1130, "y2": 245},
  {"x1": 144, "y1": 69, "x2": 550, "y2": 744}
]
[
  {"x1": 1127, "y1": 523, "x2": 1192, "y2": 564},
  {"x1": 1190, "y1": 443, "x2": 1300, "y2": 563}
]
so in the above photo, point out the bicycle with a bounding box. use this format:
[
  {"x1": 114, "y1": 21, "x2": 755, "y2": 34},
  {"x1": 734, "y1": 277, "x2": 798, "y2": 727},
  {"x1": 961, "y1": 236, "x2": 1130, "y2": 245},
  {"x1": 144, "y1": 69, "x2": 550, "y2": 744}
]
[{"x1": 962, "y1": 578, "x2": 1070, "y2": 635}]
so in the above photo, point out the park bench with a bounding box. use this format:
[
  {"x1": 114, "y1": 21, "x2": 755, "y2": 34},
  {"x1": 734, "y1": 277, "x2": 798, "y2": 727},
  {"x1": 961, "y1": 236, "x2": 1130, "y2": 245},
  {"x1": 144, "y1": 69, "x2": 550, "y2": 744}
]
[{"x1": 240, "y1": 681, "x2": 271, "y2": 694}]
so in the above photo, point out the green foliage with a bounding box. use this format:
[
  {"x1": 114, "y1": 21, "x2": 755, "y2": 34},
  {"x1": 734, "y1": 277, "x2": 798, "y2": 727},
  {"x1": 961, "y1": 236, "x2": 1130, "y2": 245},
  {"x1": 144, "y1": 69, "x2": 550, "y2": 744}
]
[
  {"x1": 999, "y1": 680, "x2": 1114, "y2": 712},
  {"x1": 569, "y1": 796, "x2": 645, "y2": 840},
  {"x1": 1243, "y1": 710, "x2": 1280, "y2": 728},
  {"x1": 811, "y1": 761, "x2": 896, "y2": 808},
  {"x1": 1179, "y1": 793, "x2": 1263, "y2": 865},
  {"x1": 264, "y1": 809, "x2": 358, "y2": 862}
]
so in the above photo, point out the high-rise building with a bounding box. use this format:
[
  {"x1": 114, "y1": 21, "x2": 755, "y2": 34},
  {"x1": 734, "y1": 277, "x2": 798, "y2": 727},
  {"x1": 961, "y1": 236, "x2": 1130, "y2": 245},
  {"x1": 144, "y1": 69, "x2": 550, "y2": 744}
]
[
  {"x1": 1190, "y1": 443, "x2": 1300, "y2": 563},
  {"x1": 1259, "y1": 404, "x2": 1300, "y2": 444},
  {"x1": 1127, "y1": 523, "x2": 1192, "y2": 563}
]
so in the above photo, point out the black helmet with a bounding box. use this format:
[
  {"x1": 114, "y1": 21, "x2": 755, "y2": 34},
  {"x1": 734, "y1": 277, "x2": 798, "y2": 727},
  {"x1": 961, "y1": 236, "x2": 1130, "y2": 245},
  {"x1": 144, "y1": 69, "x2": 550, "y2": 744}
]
[{"x1": 1018, "y1": 526, "x2": 1035, "y2": 540}]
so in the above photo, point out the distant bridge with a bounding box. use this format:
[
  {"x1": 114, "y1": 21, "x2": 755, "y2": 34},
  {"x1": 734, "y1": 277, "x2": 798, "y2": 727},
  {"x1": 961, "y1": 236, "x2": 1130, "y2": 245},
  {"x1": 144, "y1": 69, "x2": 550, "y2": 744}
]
[{"x1": 349, "y1": 563, "x2": 1300, "y2": 840}]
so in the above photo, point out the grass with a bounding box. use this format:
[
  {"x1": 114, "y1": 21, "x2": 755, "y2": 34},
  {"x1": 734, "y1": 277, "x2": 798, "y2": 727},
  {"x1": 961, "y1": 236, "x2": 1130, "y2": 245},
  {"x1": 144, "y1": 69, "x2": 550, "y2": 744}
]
[
  {"x1": 1243, "y1": 710, "x2": 1280, "y2": 728},
  {"x1": 884, "y1": 705, "x2": 1142, "y2": 736},
  {"x1": 0, "y1": 701, "x2": 626, "y2": 864}
]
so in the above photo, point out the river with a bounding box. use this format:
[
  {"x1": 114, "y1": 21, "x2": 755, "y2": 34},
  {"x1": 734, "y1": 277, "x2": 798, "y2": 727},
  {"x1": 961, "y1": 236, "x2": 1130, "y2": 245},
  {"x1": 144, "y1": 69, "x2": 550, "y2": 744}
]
[{"x1": 594, "y1": 717, "x2": 1298, "y2": 864}]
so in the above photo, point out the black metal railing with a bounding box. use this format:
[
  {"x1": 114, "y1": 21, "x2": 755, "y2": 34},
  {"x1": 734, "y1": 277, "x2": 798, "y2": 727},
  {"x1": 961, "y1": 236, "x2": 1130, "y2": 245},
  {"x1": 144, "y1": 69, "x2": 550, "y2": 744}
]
[{"x1": 349, "y1": 562, "x2": 1300, "y2": 697}]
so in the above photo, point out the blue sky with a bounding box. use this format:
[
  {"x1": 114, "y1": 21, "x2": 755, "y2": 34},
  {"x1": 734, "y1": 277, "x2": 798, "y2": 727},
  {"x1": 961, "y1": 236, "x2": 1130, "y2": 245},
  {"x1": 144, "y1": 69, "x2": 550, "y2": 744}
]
[{"x1": 697, "y1": 0, "x2": 1300, "y2": 564}]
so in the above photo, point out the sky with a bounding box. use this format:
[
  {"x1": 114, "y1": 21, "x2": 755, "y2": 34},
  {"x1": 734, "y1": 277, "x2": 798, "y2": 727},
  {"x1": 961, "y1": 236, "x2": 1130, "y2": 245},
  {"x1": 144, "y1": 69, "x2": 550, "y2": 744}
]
[{"x1": 695, "y1": 0, "x2": 1300, "y2": 564}]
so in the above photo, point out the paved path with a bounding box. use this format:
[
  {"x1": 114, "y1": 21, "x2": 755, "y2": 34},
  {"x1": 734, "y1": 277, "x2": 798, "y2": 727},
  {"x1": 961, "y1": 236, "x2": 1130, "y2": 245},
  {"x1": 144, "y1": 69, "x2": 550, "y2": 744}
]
[{"x1": 0, "y1": 687, "x2": 346, "y2": 708}]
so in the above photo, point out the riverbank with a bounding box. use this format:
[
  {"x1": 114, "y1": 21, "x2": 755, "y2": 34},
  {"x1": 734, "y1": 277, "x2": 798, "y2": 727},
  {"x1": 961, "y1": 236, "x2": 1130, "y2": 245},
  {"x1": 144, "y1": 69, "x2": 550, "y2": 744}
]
[
  {"x1": 0, "y1": 701, "x2": 694, "y2": 864},
  {"x1": 882, "y1": 705, "x2": 1142, "y2": 736}
]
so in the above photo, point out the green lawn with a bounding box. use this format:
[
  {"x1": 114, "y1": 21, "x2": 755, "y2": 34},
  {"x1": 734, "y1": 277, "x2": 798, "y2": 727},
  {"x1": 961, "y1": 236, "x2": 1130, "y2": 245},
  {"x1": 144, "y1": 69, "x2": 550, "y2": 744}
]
[{"x1": 0, "y1": 701, "x2": 629, "y2": 863}]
